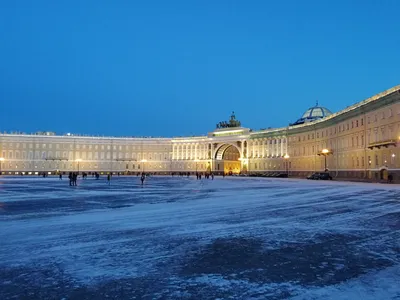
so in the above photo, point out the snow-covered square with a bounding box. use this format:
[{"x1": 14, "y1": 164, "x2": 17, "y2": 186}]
[{"x1": 0, "y1": 176, "x2": 399, "y2": 299}]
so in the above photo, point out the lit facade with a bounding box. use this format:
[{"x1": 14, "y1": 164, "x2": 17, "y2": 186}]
[{"x1": 1, "y1": 85, "x2": 400, "y2": 180}]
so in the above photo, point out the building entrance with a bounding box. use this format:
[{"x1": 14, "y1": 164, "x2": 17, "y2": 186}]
[{"x1": 214, "y1": 144, "x2": 241, "y2": 174}]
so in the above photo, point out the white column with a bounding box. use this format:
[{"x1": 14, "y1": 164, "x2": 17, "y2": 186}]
[{"x1": 262, "y1": 139, "x2": 265, "y2": 157}]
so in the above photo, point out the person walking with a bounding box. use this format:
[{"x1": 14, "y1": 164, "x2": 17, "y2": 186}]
[
  {"x1": 107, "y1": 173, "x2": 111, "y2": 185},
  {"x1": 59, "y1": 173, "x2": 62, "y2": 180},
  {"x1": 140, "y1": 173, "x2": 145, "y2": 186},
  {"x1": 68, "y1": 172, "x2": 73, "y2": 186},
  {"x1": 73, "y1": 173, "x2": 78, "y2": 186}
]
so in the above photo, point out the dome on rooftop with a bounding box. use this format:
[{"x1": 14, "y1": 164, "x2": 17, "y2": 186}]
[{"x1": 290, "y1": 104, "x2": 332, "y2": 126}]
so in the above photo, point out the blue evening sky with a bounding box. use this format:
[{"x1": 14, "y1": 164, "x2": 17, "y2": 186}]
[{"x1": 1, "y1": 0, "x2": 399, "y2": 137}]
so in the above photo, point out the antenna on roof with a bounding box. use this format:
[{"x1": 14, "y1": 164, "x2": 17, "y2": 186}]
[{"x1": 316, "y1": 100, "x2": 319, "y2": 106}]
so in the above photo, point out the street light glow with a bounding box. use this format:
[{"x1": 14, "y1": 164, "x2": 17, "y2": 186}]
[
  {"x1": 284, "y1": 154, "x2": 290, "y2": 159},
  {"x1": 76, "y1": 158, "x2": 82, "y2": 162},
  {"x1": 141, "y1": 159, "x2": 147, "y2": 162},
  {"x1": 0, "y1": 157, "x2": 4, "y2": 161},
  {"x1": 321, "y1": 149, "x2": 329, "y2": 154}
]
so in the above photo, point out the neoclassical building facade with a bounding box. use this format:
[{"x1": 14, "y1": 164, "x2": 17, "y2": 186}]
[{"x1": 1, "y1": 85, "x2": 400, "y2": 180}]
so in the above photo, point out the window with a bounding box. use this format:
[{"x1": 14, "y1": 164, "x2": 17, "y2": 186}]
[
  {"x1": 375, "y1": 155, "x2": 378, "y2": 166},
  {"x1": 389, "y1": 108, "x2": 393, "y2": 117},
  {"x1": 361, "y1": 135, "x2": 364, "y2": 145},
  {"x1": 356, "y1": 120, "x2": 359, "y2": 127},
  {"x1": 352, "y1": 121, "x2": 354, "y2": 128},
  {"x1": 361, "y1": 118, "x2": 364, "y2": 126}
]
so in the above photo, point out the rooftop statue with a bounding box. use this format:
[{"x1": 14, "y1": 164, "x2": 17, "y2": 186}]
[{"x1": 216, "y1": 111, "x2": 241, "y2": 129}]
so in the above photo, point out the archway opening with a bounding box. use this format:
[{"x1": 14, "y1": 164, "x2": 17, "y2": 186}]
[{"x1": 215, "y1": 144, "x2": 241, "y2": 175}]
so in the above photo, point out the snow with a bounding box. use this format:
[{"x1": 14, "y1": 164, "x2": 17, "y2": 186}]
[{"x1": 0, "y1": 176, "x2": 399, "y2": 299}]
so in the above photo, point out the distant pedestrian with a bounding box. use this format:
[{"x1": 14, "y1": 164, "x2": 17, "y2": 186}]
[
  {"x1": 388, "y1": 173, "x2": 393, "y2": 183},
  {"x1": 107, "y1": 173, "x2": 111, "y2": 185},
  {"x1": 59, "y1": 173, "x2": 62, "y2": 180},
  {"x1": 73, "y1": 173, "x2": 78, "y2": 186},
  {"x1": 140, "y1": 174, "x2": 145, "y2": 186},
  {"x1": 68, "y1": 172, "x2": 73, "y2": 186}
]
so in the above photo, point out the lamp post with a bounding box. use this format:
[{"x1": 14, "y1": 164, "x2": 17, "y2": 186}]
[
  {"x1": 76, "y1": 159, "x2": 82, "y2": 174},
  {"x1": 321, "y1": 149, "x2": 330, "y2": 171},
  {"x1": 284, "y1": 154, "x2": 290, "y2": 176},
  {"x1": 0, "y1": 157, "x2": 4, "y2": 175},
  {"x1": 238, "y1": 157, "x2": 248, "y2": 174},
  {"x1": 141, "y1": 159, "x2": 147, "y2": 174},
  {"x1": 194, "y1": 159, "x2": 199, "y2": 173}
]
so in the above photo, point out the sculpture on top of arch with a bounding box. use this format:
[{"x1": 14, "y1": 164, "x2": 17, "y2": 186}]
[{"x1": 216, "y1": 111, "x2": 242, "y2": 129}]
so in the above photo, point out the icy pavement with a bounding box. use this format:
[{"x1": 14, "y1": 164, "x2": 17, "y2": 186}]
[{"x1": 0, "y1": 176, "x2": 399, "y2": 300}]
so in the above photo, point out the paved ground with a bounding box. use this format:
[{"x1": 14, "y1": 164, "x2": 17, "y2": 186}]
[{"x1": 0, "y1": 176, "x2": 399, "y2": 299}]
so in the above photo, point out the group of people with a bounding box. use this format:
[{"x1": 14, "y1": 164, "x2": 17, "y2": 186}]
[
  {"x1": 62, "y1": 170, "x2": 220, "y2": 187},
  {"x1": 68, "y1": 172, "x2": 78, "y2": 186},
  {"x1": 196, "y1": 172, "x2": 214, "y2": 180}
]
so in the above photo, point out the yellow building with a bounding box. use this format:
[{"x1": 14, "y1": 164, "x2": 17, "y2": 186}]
[{"x1": 1, "y1": 85, "x2": 400, "y2": 180}]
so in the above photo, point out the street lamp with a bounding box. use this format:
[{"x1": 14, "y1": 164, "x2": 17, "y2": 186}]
[
  {"x1": 194, "y1": 159, "x2": 199, "y2": 173},
  {"x1": 284, "y1": 154, "x2": 290, "y2": 176},
  {"x1": 321, "y1": 148, "x2": 330, "y2": 171},
  {"x1": 0, "y1": 157, "x2": 4, "y2": 175},
  {"x1": 76, "y1": 159, "x2": 82, "y2": 174},
  {"x1": 238, "y1": 157, "x2": 248, "y2": 174},
  {"x1": 141, "y1": 159, "x2": 147, "y2": 174}
]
